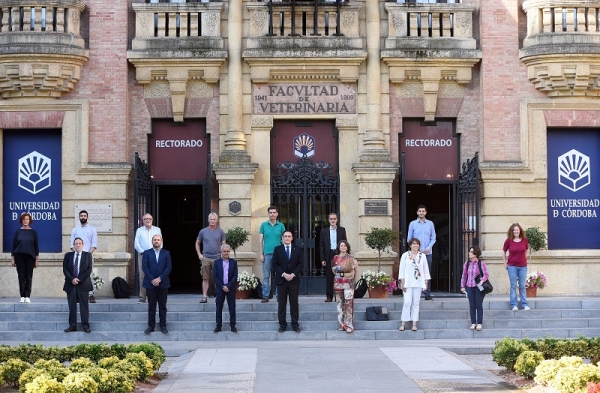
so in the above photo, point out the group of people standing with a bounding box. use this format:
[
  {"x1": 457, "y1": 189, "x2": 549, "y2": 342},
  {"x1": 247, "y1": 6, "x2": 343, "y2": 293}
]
[{"x1": 9, "y1": 205, "x2": 534, "y2": 335}]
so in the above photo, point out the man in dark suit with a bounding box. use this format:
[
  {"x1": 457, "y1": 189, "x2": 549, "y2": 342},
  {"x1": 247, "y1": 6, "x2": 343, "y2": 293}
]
[
  {"x1": 213, "y1": 244, "x2": 239, "y2": 333},
  {"x1": 319, "y1": 213, "x2": 347, "y2": 302},
  {"x1": 143, "y1": 234, "x2": 172, "y2": 335},
  {"x1": 63, "y1": 237, "x2": 93, "y2": 333},
  {"x1": 273, "y1": 231, "x2": 303, "y2": 333}
]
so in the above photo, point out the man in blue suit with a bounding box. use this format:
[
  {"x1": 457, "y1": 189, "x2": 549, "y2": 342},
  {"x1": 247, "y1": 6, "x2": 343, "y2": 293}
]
[
  {"x1": 143, "y1": 234, "x2": 172, "y2": 335},
  {"x1": 273, "y1": 231, "x2": 303, "y2": 333},
  {"x1": 213, "y1": 244, "x2": 238, "y2": 333},
  {"x1": 63, "y1": 237, "x2": 93, "y2": 333}
]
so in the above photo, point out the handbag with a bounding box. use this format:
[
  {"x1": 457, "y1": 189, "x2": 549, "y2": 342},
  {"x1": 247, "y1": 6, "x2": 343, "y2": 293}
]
[
  {"x1": 477, "y1": 260, "x2": 493, "y2": 294},
  {"x1": 366, "y1": 306, "x2": 389, "y2": 321},
  {"x1": 354, "y1": 278, "x2": 368, "y2": 298}
]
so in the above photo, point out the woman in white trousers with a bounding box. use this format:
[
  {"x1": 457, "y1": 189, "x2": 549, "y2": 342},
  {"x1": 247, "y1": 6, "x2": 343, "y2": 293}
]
[{"x1": 398, "y1": 238, "x2": 431, "y2": 331}]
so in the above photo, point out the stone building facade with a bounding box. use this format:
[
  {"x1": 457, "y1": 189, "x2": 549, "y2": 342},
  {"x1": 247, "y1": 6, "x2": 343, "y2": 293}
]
[{"x1": 0, "y1": 0, "x2": 598, "y2": 297}]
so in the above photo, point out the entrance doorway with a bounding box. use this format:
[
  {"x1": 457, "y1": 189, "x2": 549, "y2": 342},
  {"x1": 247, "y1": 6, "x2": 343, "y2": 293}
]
[
  {"x1": 404, "y1": 184, "x2": 453, "y2": 293},
  {"x1": 155, "y1": 184, "x2": 205, "y2": 292}
]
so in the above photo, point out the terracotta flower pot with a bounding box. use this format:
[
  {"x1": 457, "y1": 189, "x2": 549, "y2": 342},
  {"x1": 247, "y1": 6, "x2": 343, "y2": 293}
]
[
  {"x1": 235, "y1": 289, "x2": 250, "y2": 299},
  {"x1": 526, "y1": 287, "x2": 537, "y2": 298},
  {"x1": 368, "y1": 286, "x2": 387, "y2": 298}
]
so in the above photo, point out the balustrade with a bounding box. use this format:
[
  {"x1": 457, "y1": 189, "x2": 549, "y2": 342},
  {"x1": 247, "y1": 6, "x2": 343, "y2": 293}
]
[{"x1": 0, "y1": 1, "x2": 83, "y2": 35}]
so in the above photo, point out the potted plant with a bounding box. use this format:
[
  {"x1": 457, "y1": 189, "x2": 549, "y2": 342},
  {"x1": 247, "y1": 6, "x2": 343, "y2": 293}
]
[
  {"x1": 525, "y1": 227, "x2": 546, "y2": 256},
  {"x1": 525, "y1": 271, "x2": 547, "y2": 298},
  {"x1": 225, "y1": 227, "x2": 250, "y2": 258},
  {"x1": 362, "y1": 270, "x2": 396, "y2": 298},
  {"x1": 365, "y1": 227, "x2": 398, "y2": 272},
  {"x1": 236, "y1": 271, "x2": 259, "y2": 299}
]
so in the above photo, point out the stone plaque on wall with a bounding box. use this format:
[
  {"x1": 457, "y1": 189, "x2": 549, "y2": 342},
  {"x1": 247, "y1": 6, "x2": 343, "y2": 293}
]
[
  {"x1": 253, "y1": 83, "x2": 357, "y2": 115},
  {"x1": 365, "y1": 200, "x2": 388, "y2": 216},
  {"x1": 74, "y1": 204, "x2": 112, "y2": 233}
]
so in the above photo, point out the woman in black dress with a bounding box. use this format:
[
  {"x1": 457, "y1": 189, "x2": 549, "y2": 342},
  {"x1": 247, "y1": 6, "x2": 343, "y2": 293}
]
[{"x1": 11, "y1": 213, "x2": 39, "y2": 303}]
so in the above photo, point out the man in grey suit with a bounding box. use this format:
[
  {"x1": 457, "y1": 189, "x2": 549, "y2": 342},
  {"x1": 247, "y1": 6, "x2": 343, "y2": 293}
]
[{"x1": 63, "y1": 237, "x2": 93, "y2": 333}]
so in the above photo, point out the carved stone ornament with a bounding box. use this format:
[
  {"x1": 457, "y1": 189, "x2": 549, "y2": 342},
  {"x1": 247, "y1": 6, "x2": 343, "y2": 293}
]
[
  {"x1": 251, "y1": 116, "x2": 274, "y2": 128},
  {"x1": 229, "y1": 201, "x2": 242, "y2": 216}
]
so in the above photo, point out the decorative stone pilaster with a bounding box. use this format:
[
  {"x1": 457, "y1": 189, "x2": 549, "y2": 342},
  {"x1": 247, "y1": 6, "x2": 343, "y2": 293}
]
[{"x1": 351, "y1": 163, "x2": 399, "y2": 275}]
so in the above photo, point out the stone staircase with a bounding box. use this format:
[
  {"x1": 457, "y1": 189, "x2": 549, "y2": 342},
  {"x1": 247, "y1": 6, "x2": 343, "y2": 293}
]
[{"x1": 1, "y1": 295, "x2": 599, "y2": 342}]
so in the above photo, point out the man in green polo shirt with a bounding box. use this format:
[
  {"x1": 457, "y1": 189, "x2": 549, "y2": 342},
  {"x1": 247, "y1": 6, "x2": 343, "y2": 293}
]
[{"x1": 259, "y1": 206, "x2": 286, "y2": 303}]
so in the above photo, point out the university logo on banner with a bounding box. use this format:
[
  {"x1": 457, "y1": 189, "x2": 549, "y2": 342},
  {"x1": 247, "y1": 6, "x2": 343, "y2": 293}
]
[
  {"x1": 3, "y1": 130, "x2": 62, "y2": 252},
  {"x1": 547, "y1": 129, "x2": 600, "y2": 250}
]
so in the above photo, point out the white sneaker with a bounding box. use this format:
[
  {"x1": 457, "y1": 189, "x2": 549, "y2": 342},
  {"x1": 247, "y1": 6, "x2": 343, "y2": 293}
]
[
  {"x1": 476, "y1": 324, "x2": 483, "y2": 331},
  {"x1": 523, "y1": 306, "x2": 531, "y2": 311},
  {"x1": 511, "y1": 306, "x2": 518, "y2": 311},
  {"x1": 19, "y1": 297, "x2": 25, "y2": 303},
  {"x1": 469, "y1": 324, "x2": 476, "y2": 330},
  {"x1": 24, "y1": 298, "x2": 30, "y2": 303}
]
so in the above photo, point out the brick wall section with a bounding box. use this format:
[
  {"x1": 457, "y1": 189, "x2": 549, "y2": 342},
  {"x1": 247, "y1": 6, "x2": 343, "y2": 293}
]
[
  {"x1": 544, "y1": 110, "x2": 600, "y2": 128},
  {"x1": 63, "y1": 0, "x2": 129, "y2": 163},
  {"x1": 480, "y1": 0, "x2": 539, "y2": 162},
  {"x1": 0, "y1": 111, "x2": 65, "y2": 129}
]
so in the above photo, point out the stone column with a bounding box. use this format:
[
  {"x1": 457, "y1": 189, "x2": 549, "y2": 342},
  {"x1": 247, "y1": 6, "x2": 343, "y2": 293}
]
[
  {"x1": 362, "y1": 0, "x2": 389, "y2": 162},
  {"x1": 220, "y1": 0, "x2": 249, "y2": 162}
]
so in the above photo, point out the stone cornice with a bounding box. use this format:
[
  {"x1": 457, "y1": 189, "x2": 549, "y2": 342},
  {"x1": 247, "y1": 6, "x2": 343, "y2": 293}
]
[
  {"x1": 128, "y1": 58, "x2": 226, "y2": 122},
  {"x1": 245, "y1": 57, "x2": 366, "y2": 83},
  {"x1": 383, "y1": 57, "x2": 480, "y2": 121}
]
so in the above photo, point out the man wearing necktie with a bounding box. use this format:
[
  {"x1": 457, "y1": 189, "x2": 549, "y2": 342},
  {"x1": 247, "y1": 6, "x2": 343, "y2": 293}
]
[
  {"x1": 319, "y1": 213, "x2": 347, "y2": 302},
  {"x1": 63, "y1": 237, "x2": 93, "y2": 333},
  {"x1": 143, "y1": 234, "x2": 172, "y2": 335},
  {"x1": 213, "y1": 244, "x2": 238, "y2": 333},
  {"x1": 272, "y1": 231, "x2": 303, "y2": 333}
]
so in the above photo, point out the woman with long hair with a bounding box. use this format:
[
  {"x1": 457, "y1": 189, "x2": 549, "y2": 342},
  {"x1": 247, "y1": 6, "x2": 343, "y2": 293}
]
[{"x1": 502, "y1": 223, "x2": 529, "y2": 311}]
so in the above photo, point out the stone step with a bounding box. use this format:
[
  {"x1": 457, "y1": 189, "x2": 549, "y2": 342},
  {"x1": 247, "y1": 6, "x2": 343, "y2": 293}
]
[{"x1": 0, "y1": 296, "x2": 598, "y2": 341}]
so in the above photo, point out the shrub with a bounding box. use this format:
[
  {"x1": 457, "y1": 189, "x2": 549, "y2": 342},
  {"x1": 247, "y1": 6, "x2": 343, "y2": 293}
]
[
  {"x1": 110, "y1": 344, "x2": 128, "y2": 360},
  {"x1": 115, "y1": 360, "x2": 141, "y2": 382},
  {"x1": 62, "y1": 372, "x2": 99, "y2": 393},
  {"x1": 96, "y1": 370, "x2": 135, "y2": 393},
  {"x1": 515, "y1": 351, "x2": 545, "y2": 379},
  {"x1": 19, "y1": 369, "x2": 47, "y2": 393},
  {"x1": 588, "y1": 381, "x2": 600, "y2": 393},
  {"x1": 492, "y1": 338, "x2": 528, "y2": 370},
  {"x1": 68, "y1": 358, "x2": 96, "y2": 373},
  {"x1": 73, "y1": 344, "x2": 112, "y2": 363},
  {"x1": 97, "y1": 356, "x2": 120, "y2": 370},
  {"x1": 536, "y1": 337, "x2": 560, "y2": 359},
  {"x1": 552, "y1": 364, "x2": 600, "y2": 393},
  {"x1": 13, "y1": 344, "x2": 47, "y2": 364},
  {"x1": 24, "y1": 374, "x2": 66, "y2": 393},
  {"x1": 3, "y1": 358, "x2": 31, "y2": 386},
  {"x1": 126, "y1": 343, "x2": 165, "y2": 371},
  {"x1": 124, "y1": 352, "x2": 154, "y2": 381},
  {"x1": 535, "y1": 357, "x2": 584, "y2": 386}
]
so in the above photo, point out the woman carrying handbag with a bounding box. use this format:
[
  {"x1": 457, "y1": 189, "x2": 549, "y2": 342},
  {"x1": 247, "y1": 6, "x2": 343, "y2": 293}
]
[{"x1": 460, "y1": 246, "x2": 489, "y2": 331}]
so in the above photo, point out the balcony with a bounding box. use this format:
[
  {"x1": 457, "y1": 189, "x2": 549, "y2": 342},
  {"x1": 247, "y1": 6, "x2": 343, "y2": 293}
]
[
  {"x1": 520, "y1": 0, "x2": 600, "y2": 96},
  {"x1": 382, "y1": 2, "x2": 481, "y2": 121},
  {"x1": 127, "y1": 1, "x2": 227, "y2": 121},
  {"x1": 244, "y1": 0, "x2": 366, "y2": 84},
  {"x1": 0, "y1": 0, "x2": 89, "y2": 98}
]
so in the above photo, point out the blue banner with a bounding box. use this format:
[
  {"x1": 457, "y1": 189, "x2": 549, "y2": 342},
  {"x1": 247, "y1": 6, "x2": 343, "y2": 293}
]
[
  {"x1": 3, "y1": 130, "x2": 62, "y2": 252},
  {"x1": 547, "y1": 129, "x2": 600, "y2": 249}
]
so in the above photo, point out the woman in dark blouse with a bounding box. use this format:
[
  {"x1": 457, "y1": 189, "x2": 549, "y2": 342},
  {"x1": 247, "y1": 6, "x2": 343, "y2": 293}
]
[{"x1": 11, "y1": 213, "x2": 39, "y2": 303}]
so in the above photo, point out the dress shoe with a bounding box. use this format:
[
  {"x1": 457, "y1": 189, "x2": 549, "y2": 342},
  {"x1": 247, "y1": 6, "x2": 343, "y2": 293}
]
[
  {"x1": 161, "y1": 327, "x2": 168, "y2": 334},
  {"x1": 83, "y1": 327, "x2": 91, "y2": 333},
  {"x1": 144, "y1": 327, "x2": 154, "y2": 335},
  {"x1": 64, "y1": 327, "x2": 76, "y2": 333},
  {"x1": 324, "y1": 298, "x2": 333, "y2": 303},
  {"x1": 424, "y1": 296, "x2": 433, "y2": 301},
  {"x1": 231, "y1": 327, "x2": 238, "y2": 333},
  {"x1": 261, "y1": 298, "x2": 269, "y2": 303},
  {"x1": 214, "y1": 326, "x2": 222, "y2": 333},
  {"x1": 278, "y1": 326, "x2": 285, "y2": 333},
  {"x1": 88, "y1": 295, "x2": 96, "y2": 303},
  {"x1": 293, "y1": 327, "x2": 301, "y2": 333}
]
